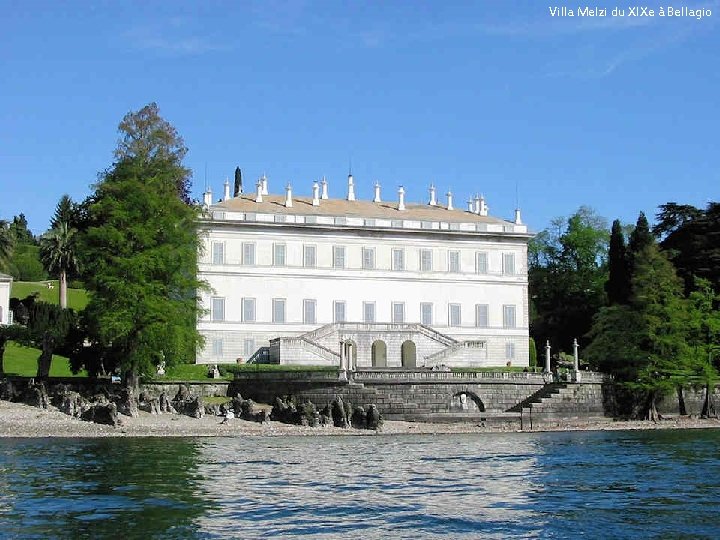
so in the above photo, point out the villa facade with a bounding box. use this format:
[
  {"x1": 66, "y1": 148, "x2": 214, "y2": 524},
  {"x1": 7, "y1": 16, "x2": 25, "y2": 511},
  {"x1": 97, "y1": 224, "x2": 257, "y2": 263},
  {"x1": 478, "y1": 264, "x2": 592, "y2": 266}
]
[{"x1": 196, "y1": 175, "x2": 532, "y2": 368}]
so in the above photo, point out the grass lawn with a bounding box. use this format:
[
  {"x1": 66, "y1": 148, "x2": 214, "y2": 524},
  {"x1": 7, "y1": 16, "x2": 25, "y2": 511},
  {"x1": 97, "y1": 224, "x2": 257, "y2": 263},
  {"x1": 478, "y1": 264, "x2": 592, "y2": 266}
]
[
  {"x1": 2, "y1": 341, "x2": 88, "y2": 377},
  {"x1": 11, "y1": 281, "x2": 89, "y2": 311}
]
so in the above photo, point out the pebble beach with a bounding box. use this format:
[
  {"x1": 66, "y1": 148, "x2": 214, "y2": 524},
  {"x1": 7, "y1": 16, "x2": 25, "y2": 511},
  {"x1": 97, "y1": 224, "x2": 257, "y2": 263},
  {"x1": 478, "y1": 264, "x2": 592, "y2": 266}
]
[{"x1": 2, "y1": 401, "x2": 719, "y2": 438}]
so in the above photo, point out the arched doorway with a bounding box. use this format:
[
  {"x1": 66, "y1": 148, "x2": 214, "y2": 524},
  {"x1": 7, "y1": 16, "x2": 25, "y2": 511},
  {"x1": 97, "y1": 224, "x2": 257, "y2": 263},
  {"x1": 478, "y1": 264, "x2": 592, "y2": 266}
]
[
  {"x1": 451, "y1": 392, "x2": 485, "y2": 412},
  {"x1": 401, "y1": 340, "x2": 416, "y2": 368},
  {"x1": 371, "y1": 340, "x2": 387, "y2": 367}
]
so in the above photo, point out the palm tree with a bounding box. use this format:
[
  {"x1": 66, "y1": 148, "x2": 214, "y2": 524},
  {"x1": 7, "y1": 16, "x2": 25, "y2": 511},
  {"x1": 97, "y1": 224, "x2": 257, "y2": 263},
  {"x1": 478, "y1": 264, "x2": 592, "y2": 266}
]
[{"x1": 40, "y1": 222, "x2": 80, "y2": 308}]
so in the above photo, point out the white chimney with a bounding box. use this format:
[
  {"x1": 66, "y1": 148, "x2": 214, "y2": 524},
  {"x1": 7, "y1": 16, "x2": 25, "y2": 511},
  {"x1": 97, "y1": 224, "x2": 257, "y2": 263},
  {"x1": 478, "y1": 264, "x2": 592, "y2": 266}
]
[
  {"x1": 285, "y1": 183, "x2": 293, "y2": 208},
  {"x1": 473, "y1": 194, "x2": 481, "y2": 215},
  {"x1": 446, "y1": 191, "x2": 453, "y2": 210},
  {"x1": 312, "y1": 181, "x2": 320, "y2": 206},
  {"x1": 514, "y1": 208, "x2": 522, "y2": 224},
  {"x1": 373, "y1": 181, "x2": 382, "y2": 203},
  {"x1": 398, "y1": 186, "x2": 406, "y2": 211},
  {"x1": 203, "y1": 187, "x2": 213, "y2": 207},
  {"x1": 428, "y1": 184, "x2": 437, "y2": 206},
  {"x1": 255, "y1": 180, "x2": 263, "y2": 203},
  {"x1": 347, "y1": 174, "x2": 356, "y2": 201},
  {"x1": 261, "y1": 175, "x2": 268, "y2": 195},
  {"x1": 467, "y1": 199, "x2": 473, "y2": 212},
  {"x1": 480, "y1": 195, "x2": 488, "y2": 217},
  {"x1": 321, "y1": 177, "x2": 329, "y2": 199},
  {"x1": 223, "y1": 178, "x2": 231, "y2": 201}
]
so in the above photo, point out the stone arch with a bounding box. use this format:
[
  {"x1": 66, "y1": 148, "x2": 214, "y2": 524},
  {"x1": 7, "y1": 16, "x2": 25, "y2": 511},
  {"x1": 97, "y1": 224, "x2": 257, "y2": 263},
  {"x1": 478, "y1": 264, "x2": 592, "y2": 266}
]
[
  {"x1": 401, "y1": 340, "x2": 416, "y2": 368},
  {"x1": 371, "y1": 340, "x2": 387, "y2": 367},
  {"x1": 451, "y1": 391, "x2": 485, "y2": 412}
]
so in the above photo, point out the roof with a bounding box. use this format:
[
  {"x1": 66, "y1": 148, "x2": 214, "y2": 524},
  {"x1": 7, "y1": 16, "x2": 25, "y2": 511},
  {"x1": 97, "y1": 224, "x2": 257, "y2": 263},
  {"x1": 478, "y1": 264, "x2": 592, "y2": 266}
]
[
  {"x1": 213, "y1": 194, "x2": 512, "y2": 225},
  {"x1": 0, "y1": 272, "x2": 12, "y2": 282}
]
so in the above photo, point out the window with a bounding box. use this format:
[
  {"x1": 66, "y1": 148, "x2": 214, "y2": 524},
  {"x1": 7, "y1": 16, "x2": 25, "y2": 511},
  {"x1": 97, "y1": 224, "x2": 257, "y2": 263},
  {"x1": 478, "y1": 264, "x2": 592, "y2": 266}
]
[
  {"x1": 503, "y1": 305, "x2": 517, "y2": 328},
  {"x1": 241, "y1": 298, "x2": 256, "y2": 322},
  {"x1": 212, "y1": 241, "x2": 225, "y2": 265},
  {"x1": 419, "y1": 249, "x2": 432, "y2": 272},
  {"x1": 212, "y1": 338, "x2": 223, "y2": 356},
  {"x1": 503, "y1": 253, "x2": 516, "y2": 275},
  {"x1": 303, "y1": 299, "x2": 316, "y2": 324},
  {"x1": 243, "y1": 338, "x2": 255, "y2": 357},
  {"x1": 449, "y1": 304, "x2": 461, "y2": 327},
  {"x1": 449, "y1": 250, "x2": 460, "y2": 273},
  {"x1": 363, "y1": 302, "x2": 376, "y2": 323},
  {"x1": 211, "y1": 297, "x2": 225, "y2": 321},
  {"x1": 475, "y1": 304, "x2": 489, "y2": 328},
  {"x1": 476, "y1": 252, "x2": 488, "y2": 274},
  {"x1": 505, "y1": 342, "x2": 516, "y2": 360},
  {"x1": 273, "y1": 243, "x2": 286, "y2": 266},
  {"x1": 333, "y1": 246, "x2": 346, "y2": 269},
  {"x1": 362, "y1": 247, "x2": 375, "y2": 270},
  {"x1": 420, "y1": 302, "x2": 433, "y2": 326},
  {"x1": 272, "y1": 298, "x2": 286, "y2": 323},
  {"x1": 334, "y1": 301, "x2": 346, "y2": 323},
  {"x1": 242, "y1": 242, "x2": 255, "y2": 265},
  {"x1": 304, "y1": 245, "x2": 317, "y2": 267},
  {"x1": 392, "y1": 302, "x2": 405, "y2": 324},
  {"x1": 392, "y1": 248, "x2": 405, "y2": 271}
]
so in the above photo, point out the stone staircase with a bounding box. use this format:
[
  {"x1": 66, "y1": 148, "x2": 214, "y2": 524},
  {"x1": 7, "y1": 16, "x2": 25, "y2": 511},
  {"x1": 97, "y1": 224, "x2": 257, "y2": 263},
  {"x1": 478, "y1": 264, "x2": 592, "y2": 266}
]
[{"x1": 508, "y1": 382, "x2": 608, "y2": 421}]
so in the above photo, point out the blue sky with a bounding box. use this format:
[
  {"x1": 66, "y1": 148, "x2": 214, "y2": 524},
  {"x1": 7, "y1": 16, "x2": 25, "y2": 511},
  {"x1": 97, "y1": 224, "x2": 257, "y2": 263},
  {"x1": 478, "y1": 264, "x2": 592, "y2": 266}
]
[{"x1": 1, "y1": 0, "x2": 718, "y2": 234}]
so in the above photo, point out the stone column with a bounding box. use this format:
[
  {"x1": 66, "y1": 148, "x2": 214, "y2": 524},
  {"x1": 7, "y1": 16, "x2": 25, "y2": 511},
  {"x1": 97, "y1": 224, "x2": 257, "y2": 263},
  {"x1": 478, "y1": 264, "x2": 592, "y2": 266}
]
[
  {"x1": 573, "y1": 338, "x2": 581, "y2": 382},
  {"x1": 340, "y1": 341, "x2": 346, "y2": 371},
  {"x1": 545, "y1": 340, "x2": 551, "y2": 373},
  {"x1": 573, "y1": 338, "x2": 579, "y2": 371}
]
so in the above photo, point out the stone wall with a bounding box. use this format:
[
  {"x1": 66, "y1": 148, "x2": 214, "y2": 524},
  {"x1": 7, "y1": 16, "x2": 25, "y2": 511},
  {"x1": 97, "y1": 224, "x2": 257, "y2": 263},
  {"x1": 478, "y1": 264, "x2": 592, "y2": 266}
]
[{"x1": 228, "y1": 371, "x2": 607, "y2": 421}]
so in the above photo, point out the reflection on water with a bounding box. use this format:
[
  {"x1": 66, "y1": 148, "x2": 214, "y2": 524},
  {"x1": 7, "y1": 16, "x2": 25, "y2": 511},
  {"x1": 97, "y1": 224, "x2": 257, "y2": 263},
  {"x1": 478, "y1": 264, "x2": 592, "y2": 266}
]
[{"x1": 1, "y1": 430, "x2": 720, "y2": 538}]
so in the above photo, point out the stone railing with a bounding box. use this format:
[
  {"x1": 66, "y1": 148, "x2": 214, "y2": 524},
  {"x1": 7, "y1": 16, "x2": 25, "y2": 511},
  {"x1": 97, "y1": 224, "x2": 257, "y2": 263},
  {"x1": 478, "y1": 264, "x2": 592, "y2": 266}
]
[
  {"x1": 354, "y1": 369, "x2": 545, "y2": 383},
  {"x1": 233, "y1": 370, "x2": 340, "y2": 381},
  {"x1": 424, "y1": 340, "x2": 485, "y2": 364}
]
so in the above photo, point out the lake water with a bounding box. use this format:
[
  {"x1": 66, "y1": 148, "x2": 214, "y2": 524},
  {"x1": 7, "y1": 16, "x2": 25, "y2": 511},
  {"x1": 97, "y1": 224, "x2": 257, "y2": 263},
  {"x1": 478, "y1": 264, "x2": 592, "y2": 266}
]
[{"x1": 1, "y1": 429, "x2": 719, "y2": 539}]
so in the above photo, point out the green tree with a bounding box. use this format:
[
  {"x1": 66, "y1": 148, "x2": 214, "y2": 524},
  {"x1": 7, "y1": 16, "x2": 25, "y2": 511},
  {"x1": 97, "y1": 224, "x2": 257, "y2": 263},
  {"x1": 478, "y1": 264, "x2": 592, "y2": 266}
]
[
  {"x1": 627, "y1": 211, "x2": 653, "y2": 278},
  {"x1": 0, "y1": 220, "x2": 13, "y2": 271},
  {"x1": 605, "y1": 219, "x2": 631, "y2": 305},
  {"x1": 80, "y1": 103, "x2": 205, "y2": 389},
  {"x1": 528, "y1": 337, "x2": 537, "y2": 369},
  {"x1": 529, "y1": 206, "x2": 609, "y2": 352},
  {"x1": 655, "y1": 202, "x2": 720, "y2": 294},
  {"x1": 683, "y1": 279, "x2": 720, "y2": 417},
  {"x1": 115, "y1": 102, "x2": 192, "y2": 203},
  {"x1": 51, "y1": 195, "x2": 80, "y2": 230},
  {"x1": 40, "y1": 222, "x2": 80, "y2": 308},
  {"x1": 587, "y1": 222, "x2": 691, "y2": 421}
]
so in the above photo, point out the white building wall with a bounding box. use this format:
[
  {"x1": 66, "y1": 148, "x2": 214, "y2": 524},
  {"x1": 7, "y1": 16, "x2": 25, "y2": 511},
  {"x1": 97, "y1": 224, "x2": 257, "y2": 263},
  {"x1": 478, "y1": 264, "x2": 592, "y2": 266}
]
[
  {"x1": 197, "y1": 223, "x2": 530, "y2": 367},
  {"x1": 0, "y1": 277, "x2": 11, "y2": 325}
]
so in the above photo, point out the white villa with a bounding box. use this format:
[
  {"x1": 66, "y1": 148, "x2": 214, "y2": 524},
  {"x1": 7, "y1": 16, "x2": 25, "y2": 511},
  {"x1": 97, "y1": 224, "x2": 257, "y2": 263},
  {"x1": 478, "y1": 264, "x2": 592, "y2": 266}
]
[
  {"x1": 197, "y1": 175, "x2": 532, "y2": 369},
  {"x1": 0, "y1": 272, "x2": 12, "y2": 326}
]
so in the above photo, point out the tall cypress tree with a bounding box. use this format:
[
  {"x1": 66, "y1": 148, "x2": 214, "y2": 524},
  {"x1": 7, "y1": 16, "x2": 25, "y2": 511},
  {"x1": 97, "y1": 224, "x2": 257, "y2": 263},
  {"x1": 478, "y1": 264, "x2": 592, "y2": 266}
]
[
  {"x1": 605, "y1": 219, "x2": 631, "y2": 304},
  {"x1": 628, "y1": 212, "x2": 653, "y2": 273}
]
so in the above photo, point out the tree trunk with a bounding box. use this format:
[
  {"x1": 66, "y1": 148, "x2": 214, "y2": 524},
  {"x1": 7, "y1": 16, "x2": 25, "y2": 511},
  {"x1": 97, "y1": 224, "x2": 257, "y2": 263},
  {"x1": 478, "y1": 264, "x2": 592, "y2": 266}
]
[
  {"x1": 646, "y1": 391, "x2": 660, "y2": 423},
  {"x1": 59, "y1": 270, "x2": 68, "y2": 309},
  {"x1": 701, "y1": 383, "x2": 716, "y2": 418},
  {"x1": 36, "y1": 332, "x2": 54, "y2": 379},
  {"x1": 677, "y1": 386, "x2": 687, "y2": 416},
  {"x1": 0, "y1": 335, "x2": 7, "y2": 377},
  {"x1": 124, "y1": 368, "x2": 139, "y2": 393}
]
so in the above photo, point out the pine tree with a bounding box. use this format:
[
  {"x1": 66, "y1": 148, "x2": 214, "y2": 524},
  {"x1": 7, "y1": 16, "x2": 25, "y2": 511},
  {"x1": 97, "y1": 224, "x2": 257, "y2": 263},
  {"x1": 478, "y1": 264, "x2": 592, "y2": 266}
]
[
  {"x1": 51, "y1": 195, "x2": 78, "y2": 229},
  {"x1": 81, "y1": 103, "x2": 205, "y2": 389},
  {"x1": 605, "y1": 219, "x2": 631, "y2": 304}
]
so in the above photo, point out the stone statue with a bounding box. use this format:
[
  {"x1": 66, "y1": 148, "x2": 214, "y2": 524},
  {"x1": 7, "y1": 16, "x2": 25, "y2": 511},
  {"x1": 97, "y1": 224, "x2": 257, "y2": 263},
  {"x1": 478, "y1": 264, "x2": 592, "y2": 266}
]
[{"x1": 234, "y1": 167, "x2": 242, "y2": 197}]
